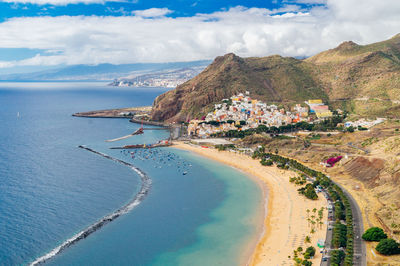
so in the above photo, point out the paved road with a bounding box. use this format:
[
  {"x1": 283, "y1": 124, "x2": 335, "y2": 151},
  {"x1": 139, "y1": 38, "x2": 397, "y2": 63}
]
[
  {"x1": 335, "y1": 183, "x2": 367, "y2": 266},
  {"x1": 347, "y1": 142, "x2": 370, "y2": 154}
]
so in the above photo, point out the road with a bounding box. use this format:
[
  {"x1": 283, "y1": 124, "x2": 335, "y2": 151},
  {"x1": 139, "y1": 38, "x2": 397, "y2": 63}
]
[
  {"x1": 347, "y1": 142, "x2": 370, "y2": 154},
  {"x1": 319, "y1": 184, "x2": 366, "y2": 266},
  {"x1": 335, "y1": 183, "x2": 367, "y2": 266}
]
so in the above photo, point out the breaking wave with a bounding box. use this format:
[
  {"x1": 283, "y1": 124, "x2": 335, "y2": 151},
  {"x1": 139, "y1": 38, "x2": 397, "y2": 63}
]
[{"x1": 30, "y1": 145, "x2": 151, "y2": 265}]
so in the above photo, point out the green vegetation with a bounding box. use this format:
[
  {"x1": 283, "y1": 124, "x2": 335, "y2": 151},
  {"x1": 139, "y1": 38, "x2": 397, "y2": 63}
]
[
  {"x1": 376, "y1": 238, "x2": 400, "y2": 255},
  {"x1": 222, "y1": 99, "x2": 232, "y2": 106},
  {"x1": 347, "y1": 126, "x2": 355, "y2": 133},
  {"x1": 212, "y1": 116, "x2": 347, "y2": 139},
  {"x1": 361, "y1": 137, "x2": 378, "y2": 147},
  {"x1": 332, "y1": 222, "x2": 347, "y2": 248},
  {"x1": 298, "y1": 184, "x2": 318, "y2": 200},
  {"x1": 289, "y1": 175, "x2": 307, "y2": 185},
  {"x1": 260, "y1": 158, "x2": 273, "y2": 166},
  {"x1": 304, "y1": 246, "x2": 316, "y2": 259},
  {"x1": 215, "y1": 144, "x2": 236, "y2": 151},
  {"x1": 362, "y1": 227, "x2": 387, "y2": 241},
  {"x1": 330, "y1": 250, "x2": 345, "y2": 266},
  {"x1": 292, "y1": 246, "x2": 314, "y2": 265},
  {"x1": 334, "y1": 201, "x2": 345, "y2": 221},
  {"x1": 307, "y1": 134, "x2": 321, "y2": 140}
]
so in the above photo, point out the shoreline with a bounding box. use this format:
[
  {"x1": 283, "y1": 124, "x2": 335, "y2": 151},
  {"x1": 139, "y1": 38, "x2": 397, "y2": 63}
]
[{"x1": 172, "y1": 141, "x2": 328, "y2": 266}]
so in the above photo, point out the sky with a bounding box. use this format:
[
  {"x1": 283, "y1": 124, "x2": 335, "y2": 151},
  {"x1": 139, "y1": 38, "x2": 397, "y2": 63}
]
[{"x1": 0, "y1": 0, "x2": 399, "y2": 73}]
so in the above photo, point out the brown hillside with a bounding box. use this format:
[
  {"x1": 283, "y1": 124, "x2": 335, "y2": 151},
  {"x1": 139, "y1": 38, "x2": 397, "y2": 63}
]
[
  {"x1": 152, "y1": 53, "x2": 326, "y2": 122},
  {"x1": 152, "y1": 34, "x2": 400, "y2": 122}
]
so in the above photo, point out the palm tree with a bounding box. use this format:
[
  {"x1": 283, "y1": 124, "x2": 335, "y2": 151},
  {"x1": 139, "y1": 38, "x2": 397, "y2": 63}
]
[
  {"x1": 311, "y1": 220, "x2": 316, "y2": 231},
  {"x1": 304, "y1": 235, "x2": 311, "y2": 244},
  {"x1": 316, "y1": 218, "x2": 320, "y2": 229},
  {"x1": 306, "y1": 209, "x2": 310, "y2": 218}
]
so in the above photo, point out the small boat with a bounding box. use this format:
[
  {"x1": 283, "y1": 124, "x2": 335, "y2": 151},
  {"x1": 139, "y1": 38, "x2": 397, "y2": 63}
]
[{"x1": 183, "y1": 171, "x2": 188, "y2": 175}]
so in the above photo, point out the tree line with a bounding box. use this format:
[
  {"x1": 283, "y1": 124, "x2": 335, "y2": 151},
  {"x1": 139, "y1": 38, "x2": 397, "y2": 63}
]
[{"x1": 210, "y1": 114, "x2": 347, "y2": 138}]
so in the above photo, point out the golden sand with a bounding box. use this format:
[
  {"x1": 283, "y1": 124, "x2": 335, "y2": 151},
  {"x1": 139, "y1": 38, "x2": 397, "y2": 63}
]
[{"x1": 172, "y1": 142, "x2": 328, "y2": 265}]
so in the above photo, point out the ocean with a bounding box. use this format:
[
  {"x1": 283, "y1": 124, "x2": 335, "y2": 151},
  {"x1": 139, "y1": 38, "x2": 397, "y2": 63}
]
[{"x1": 0, "y1": 82, "x2": 263, "y2": 265}]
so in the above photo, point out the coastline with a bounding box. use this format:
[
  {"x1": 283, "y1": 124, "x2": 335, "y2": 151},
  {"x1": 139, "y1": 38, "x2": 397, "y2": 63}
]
[{"x1": 172, "y1": 141, "x2": 328, "y2": 266}]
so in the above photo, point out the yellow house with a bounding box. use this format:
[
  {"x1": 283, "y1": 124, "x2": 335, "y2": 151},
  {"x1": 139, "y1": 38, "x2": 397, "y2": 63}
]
[
  {"x1": 316, "y1": 111, "x2": 333, "y2": 118},
  {"x1": 308, "y1": 99, "x2": 323, "y2": 104}
]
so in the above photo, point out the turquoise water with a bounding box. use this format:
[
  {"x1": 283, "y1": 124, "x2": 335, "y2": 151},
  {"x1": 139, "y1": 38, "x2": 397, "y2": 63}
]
[{"x1": 0, "y1": 82, "x2": 263, "y2": 265}]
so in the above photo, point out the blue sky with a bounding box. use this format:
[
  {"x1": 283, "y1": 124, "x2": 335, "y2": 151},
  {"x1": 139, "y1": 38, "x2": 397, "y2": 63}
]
[
  {"x1": 0, "y1": 0, "x2": 399, "y2": 74},
  {"x1": 0, "y1": 1, "x2": 310, "y2": 20}
]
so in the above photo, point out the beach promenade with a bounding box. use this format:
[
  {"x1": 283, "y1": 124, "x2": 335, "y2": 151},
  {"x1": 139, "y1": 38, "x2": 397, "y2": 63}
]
[{"x1": 173, "y1": 142, "x2": 328, "y2": 265}]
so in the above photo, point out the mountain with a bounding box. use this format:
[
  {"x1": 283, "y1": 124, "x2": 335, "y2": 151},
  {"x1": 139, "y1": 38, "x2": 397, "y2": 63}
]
[
  {"x1": 0, "y1": 61, "x2": 210, "y2": 81},
  {"x1": 306, "y1": 34, "x2": 400, "y2": 116},
  {"x1": 151, "y1": 34, "x2": 400, "y2": 122}
]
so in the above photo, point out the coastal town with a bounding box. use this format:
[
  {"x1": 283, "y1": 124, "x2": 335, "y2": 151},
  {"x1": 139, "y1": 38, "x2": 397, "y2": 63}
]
[
  {"x1": 188, "y1": 92, "x2": 333, "y2": 137},
  {"x1": 186, "y1": 92, "x2": 386, "y2": 138}
]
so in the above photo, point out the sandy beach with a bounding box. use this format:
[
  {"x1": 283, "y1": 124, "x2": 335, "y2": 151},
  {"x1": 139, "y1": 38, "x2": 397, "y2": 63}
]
[{"x1": 172, "y1": 142, "x2": 328, "y2": 266}]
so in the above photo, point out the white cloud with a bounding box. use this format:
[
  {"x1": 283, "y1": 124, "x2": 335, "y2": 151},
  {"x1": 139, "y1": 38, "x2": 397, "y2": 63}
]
[
  {"x1": 0, "y1": 0, "x2": 399, "y2": 68},
  {"x1": 132, "y1": 8, "x2": 173, "y2": 18},
  {"x1": 0, "y1": 0, "x2": 121, "y2": 5},
  {"x1": 286, "y1": 0, "x2": 327, "y2": 4}
]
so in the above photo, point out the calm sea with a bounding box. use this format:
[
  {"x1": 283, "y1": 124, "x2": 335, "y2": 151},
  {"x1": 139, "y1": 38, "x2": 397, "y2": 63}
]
[{"x1": 0, "y1": 82, "x2": 263, "y2": 265}]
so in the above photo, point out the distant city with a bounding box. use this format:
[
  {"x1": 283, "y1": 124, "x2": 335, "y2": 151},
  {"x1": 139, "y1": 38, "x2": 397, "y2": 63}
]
[{"x1": 110, "y1": 66, "x2": 205, "y2": 88}]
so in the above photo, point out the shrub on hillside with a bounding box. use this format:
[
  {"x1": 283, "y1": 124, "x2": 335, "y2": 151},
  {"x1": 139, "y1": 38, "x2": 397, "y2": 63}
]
[
  {"x1": 376, "y1": 238, "x2": 400, "y2": 255},
  {"x1": 362, "y1": 227, "x2": 387, "y2": 241}
]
